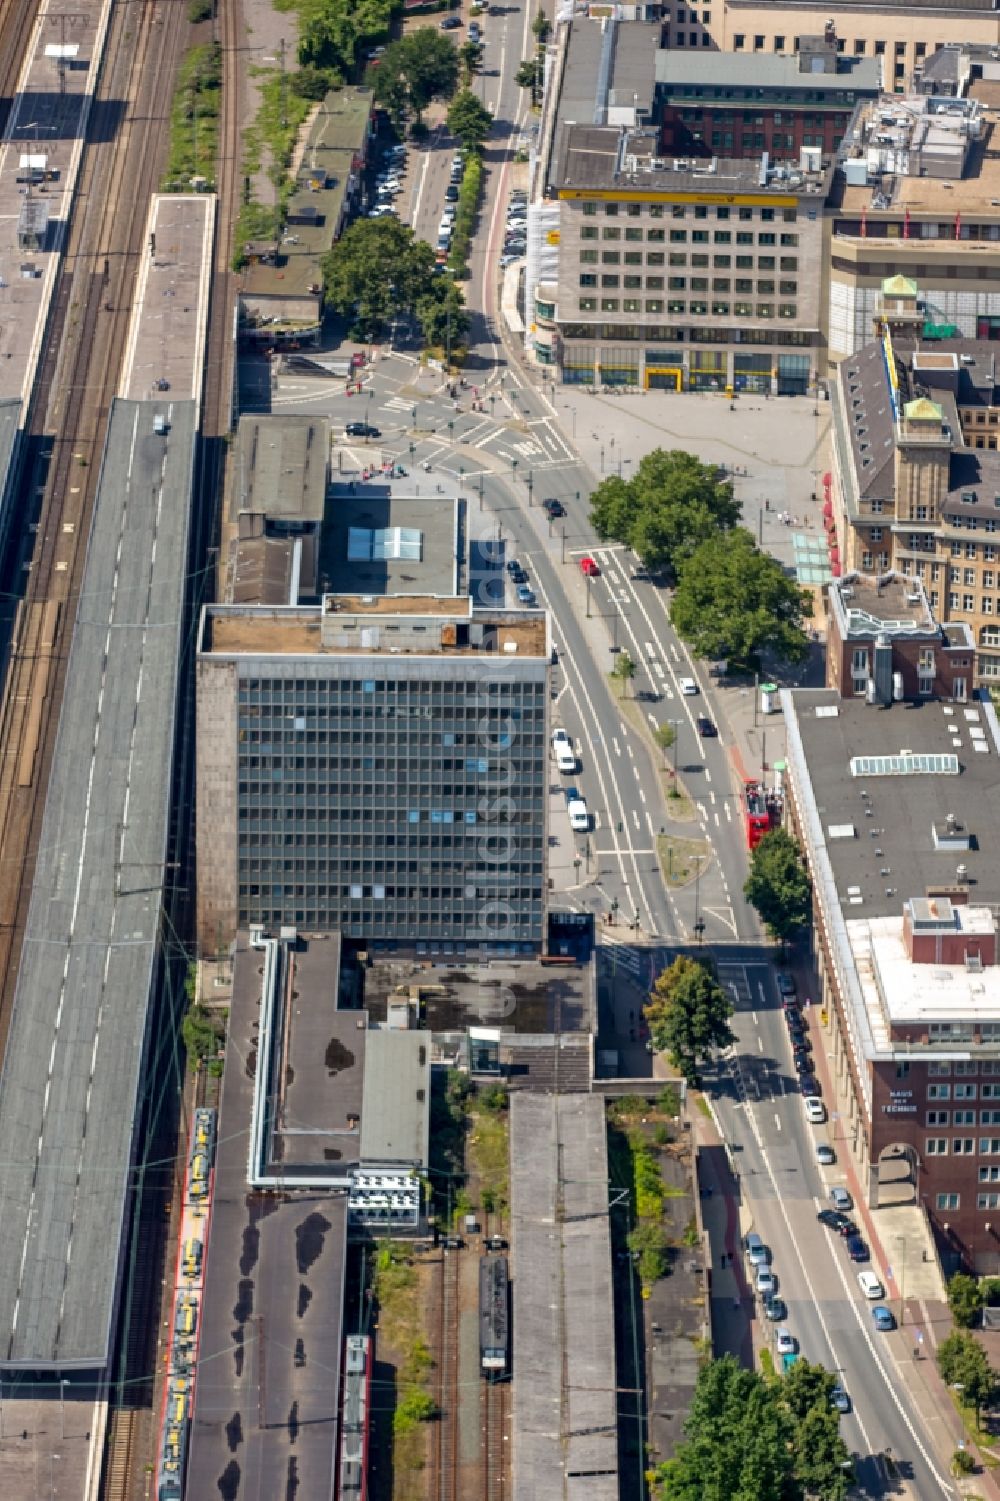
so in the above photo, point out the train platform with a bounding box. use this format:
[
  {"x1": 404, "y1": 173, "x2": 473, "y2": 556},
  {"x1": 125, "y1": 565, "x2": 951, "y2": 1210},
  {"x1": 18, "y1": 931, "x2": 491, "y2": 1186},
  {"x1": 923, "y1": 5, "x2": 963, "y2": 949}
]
[
  {"x1": 0, "y1": 0, "x2": 115, "y2": 406},
  {"x1": 0, "y1": 168, "x2": 213, "y2": 1380},
  {"x1": 119, "y1": 194, "x2": 215, "y2": 405}
]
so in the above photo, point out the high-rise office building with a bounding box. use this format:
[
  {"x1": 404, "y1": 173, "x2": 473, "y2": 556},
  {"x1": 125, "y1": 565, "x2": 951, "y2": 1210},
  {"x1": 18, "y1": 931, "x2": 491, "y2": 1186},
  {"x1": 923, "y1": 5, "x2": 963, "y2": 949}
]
[{"x1": 196, "y1": 593, "x2": 550, "y2": 955}]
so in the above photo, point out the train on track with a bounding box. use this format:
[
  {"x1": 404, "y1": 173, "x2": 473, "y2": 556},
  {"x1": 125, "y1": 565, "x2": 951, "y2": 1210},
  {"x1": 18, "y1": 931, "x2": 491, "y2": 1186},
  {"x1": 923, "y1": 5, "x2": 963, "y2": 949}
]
[
  {"x1": 339, "y1": 1333, "x2": 372, "y2": 1501},
  {"x1": 188, "y1": 1106, "x2": 216, "y2": 1201},
  {"x1": 479, "y1": 1254, "x2": 510, "y2": 1377}
]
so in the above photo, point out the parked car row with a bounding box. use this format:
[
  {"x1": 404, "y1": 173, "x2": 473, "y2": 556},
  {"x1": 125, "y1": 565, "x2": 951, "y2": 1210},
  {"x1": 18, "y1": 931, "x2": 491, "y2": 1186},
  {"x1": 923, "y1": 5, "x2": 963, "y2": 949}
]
[
  {"x1": 368, "y1": 142, "x2": 406, "y2": 219},
  {"x1": 501, "y1": 188, "x2": 527, "y2": 266}
]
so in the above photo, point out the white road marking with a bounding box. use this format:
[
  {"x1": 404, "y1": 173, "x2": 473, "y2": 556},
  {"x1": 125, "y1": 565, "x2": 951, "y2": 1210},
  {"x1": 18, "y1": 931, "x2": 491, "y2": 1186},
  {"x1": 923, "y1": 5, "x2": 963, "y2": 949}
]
[{"x1": 612, "y1": 737, "x2": 621, "y2": 756}]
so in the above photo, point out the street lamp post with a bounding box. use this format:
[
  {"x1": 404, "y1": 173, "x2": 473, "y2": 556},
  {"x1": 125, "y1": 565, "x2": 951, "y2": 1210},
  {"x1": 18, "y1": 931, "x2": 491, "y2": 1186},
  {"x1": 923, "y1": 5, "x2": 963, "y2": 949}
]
[
  {"x1": 489, "y1": 393, "x2": 496, "y2": 419},
  {"x1": 511, "y1": 458, "x2": 519, "y2": 482},
  {"x1": 586, "y1": 572, "x2": 592, "y2": 618},
  {"x1": 561, "y1": 525, "x2": 567, "y2": 564},
  {"x1": 600, "y1": 445, "x2": 605, "y2": 473},
  {"x1": 478, "y1": 473, "x2": 485, "y2": 510},
  {"x1": 448, "y1": 418, "x2": 455, "y2": 442},
  {"x1": 527, "y1": 470, "x2": 533, "y2": 506},
  {"x1": 895, "y1": 1236, "x2": 906, "y2": 1327}
]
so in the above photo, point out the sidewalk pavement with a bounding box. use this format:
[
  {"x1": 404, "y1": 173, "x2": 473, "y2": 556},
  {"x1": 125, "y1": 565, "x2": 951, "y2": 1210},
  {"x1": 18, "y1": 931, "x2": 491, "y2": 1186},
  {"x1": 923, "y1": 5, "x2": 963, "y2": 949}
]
[{"x1": 690, "y1": 1101, "x2": 756, "y2": 1370}]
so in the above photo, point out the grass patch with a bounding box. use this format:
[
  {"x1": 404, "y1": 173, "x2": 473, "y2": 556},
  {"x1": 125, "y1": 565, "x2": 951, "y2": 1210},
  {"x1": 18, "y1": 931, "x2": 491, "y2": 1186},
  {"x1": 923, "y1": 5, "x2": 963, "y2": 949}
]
[
  {"x1": 760, "y1": 1347, "x2": 776, "y2": 1381},
  {"x1": 607, "y1": 1113, "x2": 678, "y2": 1292},
  {"x1": 467, "y1": 1086, "x2": 509, "y2": 1216},
  {"x1": 657, "y1": 833, "x2": 712, "y2": 889},
  {"x1": 948, "y1": 1389, "x2": 1000, "y2": 1467},
  {"x1": 695, "y1": 1094, "x2": 712, "y2": 1120},
  {"x1": 243, "y1": 70, "x2": 314, "y2": 181},
  {"x1": 162, "y1": 42, "x2": 221, "y2": 190},
  {"x1": 371, "y1": 1244, "x2": 436, "y2": 1485}
]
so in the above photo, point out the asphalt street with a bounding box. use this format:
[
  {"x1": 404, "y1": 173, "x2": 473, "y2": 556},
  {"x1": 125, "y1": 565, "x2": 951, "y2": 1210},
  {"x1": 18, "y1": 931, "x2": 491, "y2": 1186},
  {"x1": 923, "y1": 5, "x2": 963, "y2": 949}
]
[{"x1": 237, "y1": 4, "x2": 961, "y2": 1486}]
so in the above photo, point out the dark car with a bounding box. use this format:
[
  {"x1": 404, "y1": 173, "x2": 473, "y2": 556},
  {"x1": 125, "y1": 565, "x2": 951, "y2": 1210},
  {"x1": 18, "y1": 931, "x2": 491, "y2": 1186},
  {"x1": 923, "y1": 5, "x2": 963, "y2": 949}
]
[
  {"x1": 440, "y1": 14, "x2": 462, "y2": 26},
  {"x1": 799, "y1": 1074, "x2": 819, "y2": 1097},
  {"x1": 817, "y1": 1209, "x2": 856, "y2": 1236},
  {"x1": 776, "y1": 971, "x2": 797, "y2": 997},
  {"x1": 542, "y1": 497, "x2": 565, "y2": 518},
  {"x1": 793, "y1": 1050, "x2": 811, "y2": 1074},
  {"x1": 846, "y1": 1233, "x2": 869, "y2": 1262},
  {"x1": 445, "y1": 183, "x2": 459, "y2": 201},
  {"x1": 507, "y1": 561, "x2": 526, "y2": 582},
  {"x1": 696, "y1": 714, "x2": 717, "y2": 738},
  {"x1": 345, "y1": 421, "x2": 380, "y2": 438},
  {"x1": 786, "y1": 1019, "x2": 808, "y2": 1044}
]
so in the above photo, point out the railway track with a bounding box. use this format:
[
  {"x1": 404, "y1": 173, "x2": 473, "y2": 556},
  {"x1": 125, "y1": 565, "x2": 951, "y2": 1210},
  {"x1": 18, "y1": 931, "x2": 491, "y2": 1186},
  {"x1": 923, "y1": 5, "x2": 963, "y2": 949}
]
[
  {"x1": 0, "y1": 0, "x2": 37, "y2": 130},
  {"x1": 434, "y1": 1248, "x2": 461, "y2": 1501},
  {"x1": 102, "y1": 1408, "x2": 136, "y2": 1501},
  {"x1": 482, "y1": 1375, "x2": 509, "y2": 1501}
]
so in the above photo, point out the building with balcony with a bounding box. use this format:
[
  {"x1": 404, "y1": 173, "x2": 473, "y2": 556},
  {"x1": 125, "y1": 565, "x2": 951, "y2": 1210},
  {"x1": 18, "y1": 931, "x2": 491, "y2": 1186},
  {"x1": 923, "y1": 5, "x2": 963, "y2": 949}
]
[
  {"x1": 195, "y1": 595, "x2": 550, "y2": 956},
  {"x1": 828, "y1": 89, "x2": 1000, "y2": 361},
  {"x1": 831, "y1": 284, "x2": 1000, "y2": 685},
  {"x1": 783, "y1": 685, "x2": 1000, "y2": 1272},
  {"x1": 825, "y1": 569, "x2": 974, "y2": 700}
]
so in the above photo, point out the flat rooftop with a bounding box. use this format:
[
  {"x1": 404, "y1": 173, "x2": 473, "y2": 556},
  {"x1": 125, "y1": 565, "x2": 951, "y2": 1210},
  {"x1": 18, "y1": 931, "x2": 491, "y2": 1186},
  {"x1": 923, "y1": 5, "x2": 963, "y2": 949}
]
[
  {"x1": 655, "y1": 48, "x2": 880, "y2": 94},
  {"x1": 558, "y1": 19, "x2": 659, "y2": 123},
  {"x1": 784, "y1": 689, "x2": 1000, "y2": 927},
  {"x1": 321, "y1": 492, "x2": 459, "y2": 597},
  {"x1": 186, "y1": 934, "x2": 346, "y2": 1498},
  {"x1": 269, "y1": 935, "x2": 367, "y2": 1173},
  {"x1": 234, "y1": 414, "x2": 328, "y2": 525},
  {"x1": 362, "y1": 956, "x2": 595, "y2": 1036},
  {"x1": 0, "y1": 0, "x2": 109, "y2": 402},
  {"x1": 241, "y1": 87, "x2": 371, "y2": 306},
  {"x1": 552, "y1": 124, "x2": 831, "y2": 198},
  {"x1": 836, "y1": 96, "x2": 1000, "y2": 217},
  {"x1": 200, "y1": 600, "x2": 549, "y2": 659},
  {"x1": 511, "y1": 1094, "x2": 618, "y2": 1501},
  {"x1": 851, "y1": 908, "x2": 1000, "y2": 1036},
  {"x1": 829, "y1": 571, "x2": 938, "y2": 637},
  {"x1": 0, "y1": 398, "x2": 21, "y2": 534},
  {"x1": 359, "y1": 1030, "x2": 430, "y2": 1166},
  {"x1": 0, "y1": 401, "x2": 197, "y2": 1369},
  {"x1": 118, "y1": 195, "x2": 215, "y2": 404}
]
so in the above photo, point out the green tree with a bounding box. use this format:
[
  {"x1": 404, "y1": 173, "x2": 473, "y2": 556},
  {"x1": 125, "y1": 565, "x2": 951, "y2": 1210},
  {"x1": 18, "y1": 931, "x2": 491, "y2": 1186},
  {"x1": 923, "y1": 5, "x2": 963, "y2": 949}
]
[
  {"x1": 290, "y1": 64, "x2": 340, "y2": 101},
  {"x1": 938, "y1": 1329, "x2": 996, "y2": 1428},
  {"x1": 792, "y1": 1401, "x2": 851, "y2": 1500},
  {"x1": 321, "y1": 217, "x2": 438, "y2": 339},
  {"x1": 610, "y1": 649, "x2": 636, "y2": 698},
  {"x1": 515, "y1": 56, "x2": 542, "y2": 92},
  {"x1": 372, "y1": 29, "x2": 459, "y2": 126},
  {"x1": 670, "y1": 526, "x2": 812, "y2": 665},
  {"x1": 948, "y1": 1272, "x2": 984, "y2": 1329},
  {"x1": 446, "y1": 88, "x2": 492, "y2": 152},
  {"x1": 459, "y1": 38, "x2": 484, "y2": 80},
  {"x1": 653, "y1": 1354, "x2": 851, "y2": 1501},
  {"x1": 415, "y1": 279, "x2": 469, "y2": 352},
  {"x1": 654, "y1": 721, "x2": 676, "y2": 769},
  {"x1": 655, "y1": 1357, "x2": 796, "y2": 1501},
  {"x1": 743, "y1": 828, "x2": 812, "y2": 947},
  {"x1": 532, "y1": 8, "x2": 551, "y2": 42},
  {"x1": 645, "y1": 956, "x2": 734, "y2": 1087},
  {"x1": 589, "y1": 448, "x2": 740, "y2": 578}
]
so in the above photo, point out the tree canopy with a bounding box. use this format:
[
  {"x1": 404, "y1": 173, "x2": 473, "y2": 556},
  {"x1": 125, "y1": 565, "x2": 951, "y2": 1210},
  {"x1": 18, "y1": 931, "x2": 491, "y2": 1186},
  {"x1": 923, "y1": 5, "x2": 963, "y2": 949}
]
[
  {"x1": 644, "y1": 956, "x2": 734, "y2": 1087},
  {"x1": 321, "y1": 217, "x2": 467, "y2": 344},
  {"x1": 653, "y1": 1355, "x2": 850, "y2": 1501},
  {"x1": 297, "y1": 0, "x2": 394, "y2": 73},
  {"x1": 370, "y1": 29, "x2": 459, "y2": 126},
  {"x1": 743, "y1": 829, "x2": 812, "y2": 945},
  {"x1": 947, "y1": 1272, "x2": 984, "y2": 1329},
  {"x1": 670, "y1": 525, "x2": 812, "y2": 666},
  {"x1": 589, "y1": 448, "x2": 740, "y2": 578},
  {"x1": 938, "y1": 1330, "x2": 996, "y2": 1425},
  {"x1": 446, "y1": 89, "x2": 493, "y2": 152}
]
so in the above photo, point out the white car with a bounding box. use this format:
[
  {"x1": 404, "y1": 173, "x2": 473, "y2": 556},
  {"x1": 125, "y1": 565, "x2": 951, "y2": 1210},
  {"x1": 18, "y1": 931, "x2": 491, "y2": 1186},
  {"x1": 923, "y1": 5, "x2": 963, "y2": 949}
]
[
  {"x1": 678, "y1": 676, "x2": 698, "y2": 695},
  {"x1": 499, "y1": 253, "x2": 522, "y2": 267},
  {"x1": 858, "y1": 1271, "x2": 884, "y2": 1300},
  {"x1": 745, "y1": 1231, "x2": 768, "y2": 1267},
  {"x1": 804, "y1": 1096, "x2": 826, "y2": 1124},
  {"x1": 756, "y1": 1269, "x2": 776, "y2": 1297},
  {"x1": 776, "y1": 1328, "x2": 797, "y2": 1356},
  {"x1": 552, "y1": 728, "x2": 577, "y2": 774},
  {"x1": 567, "y1": 795, "x2": 589, "y2": 833}
]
